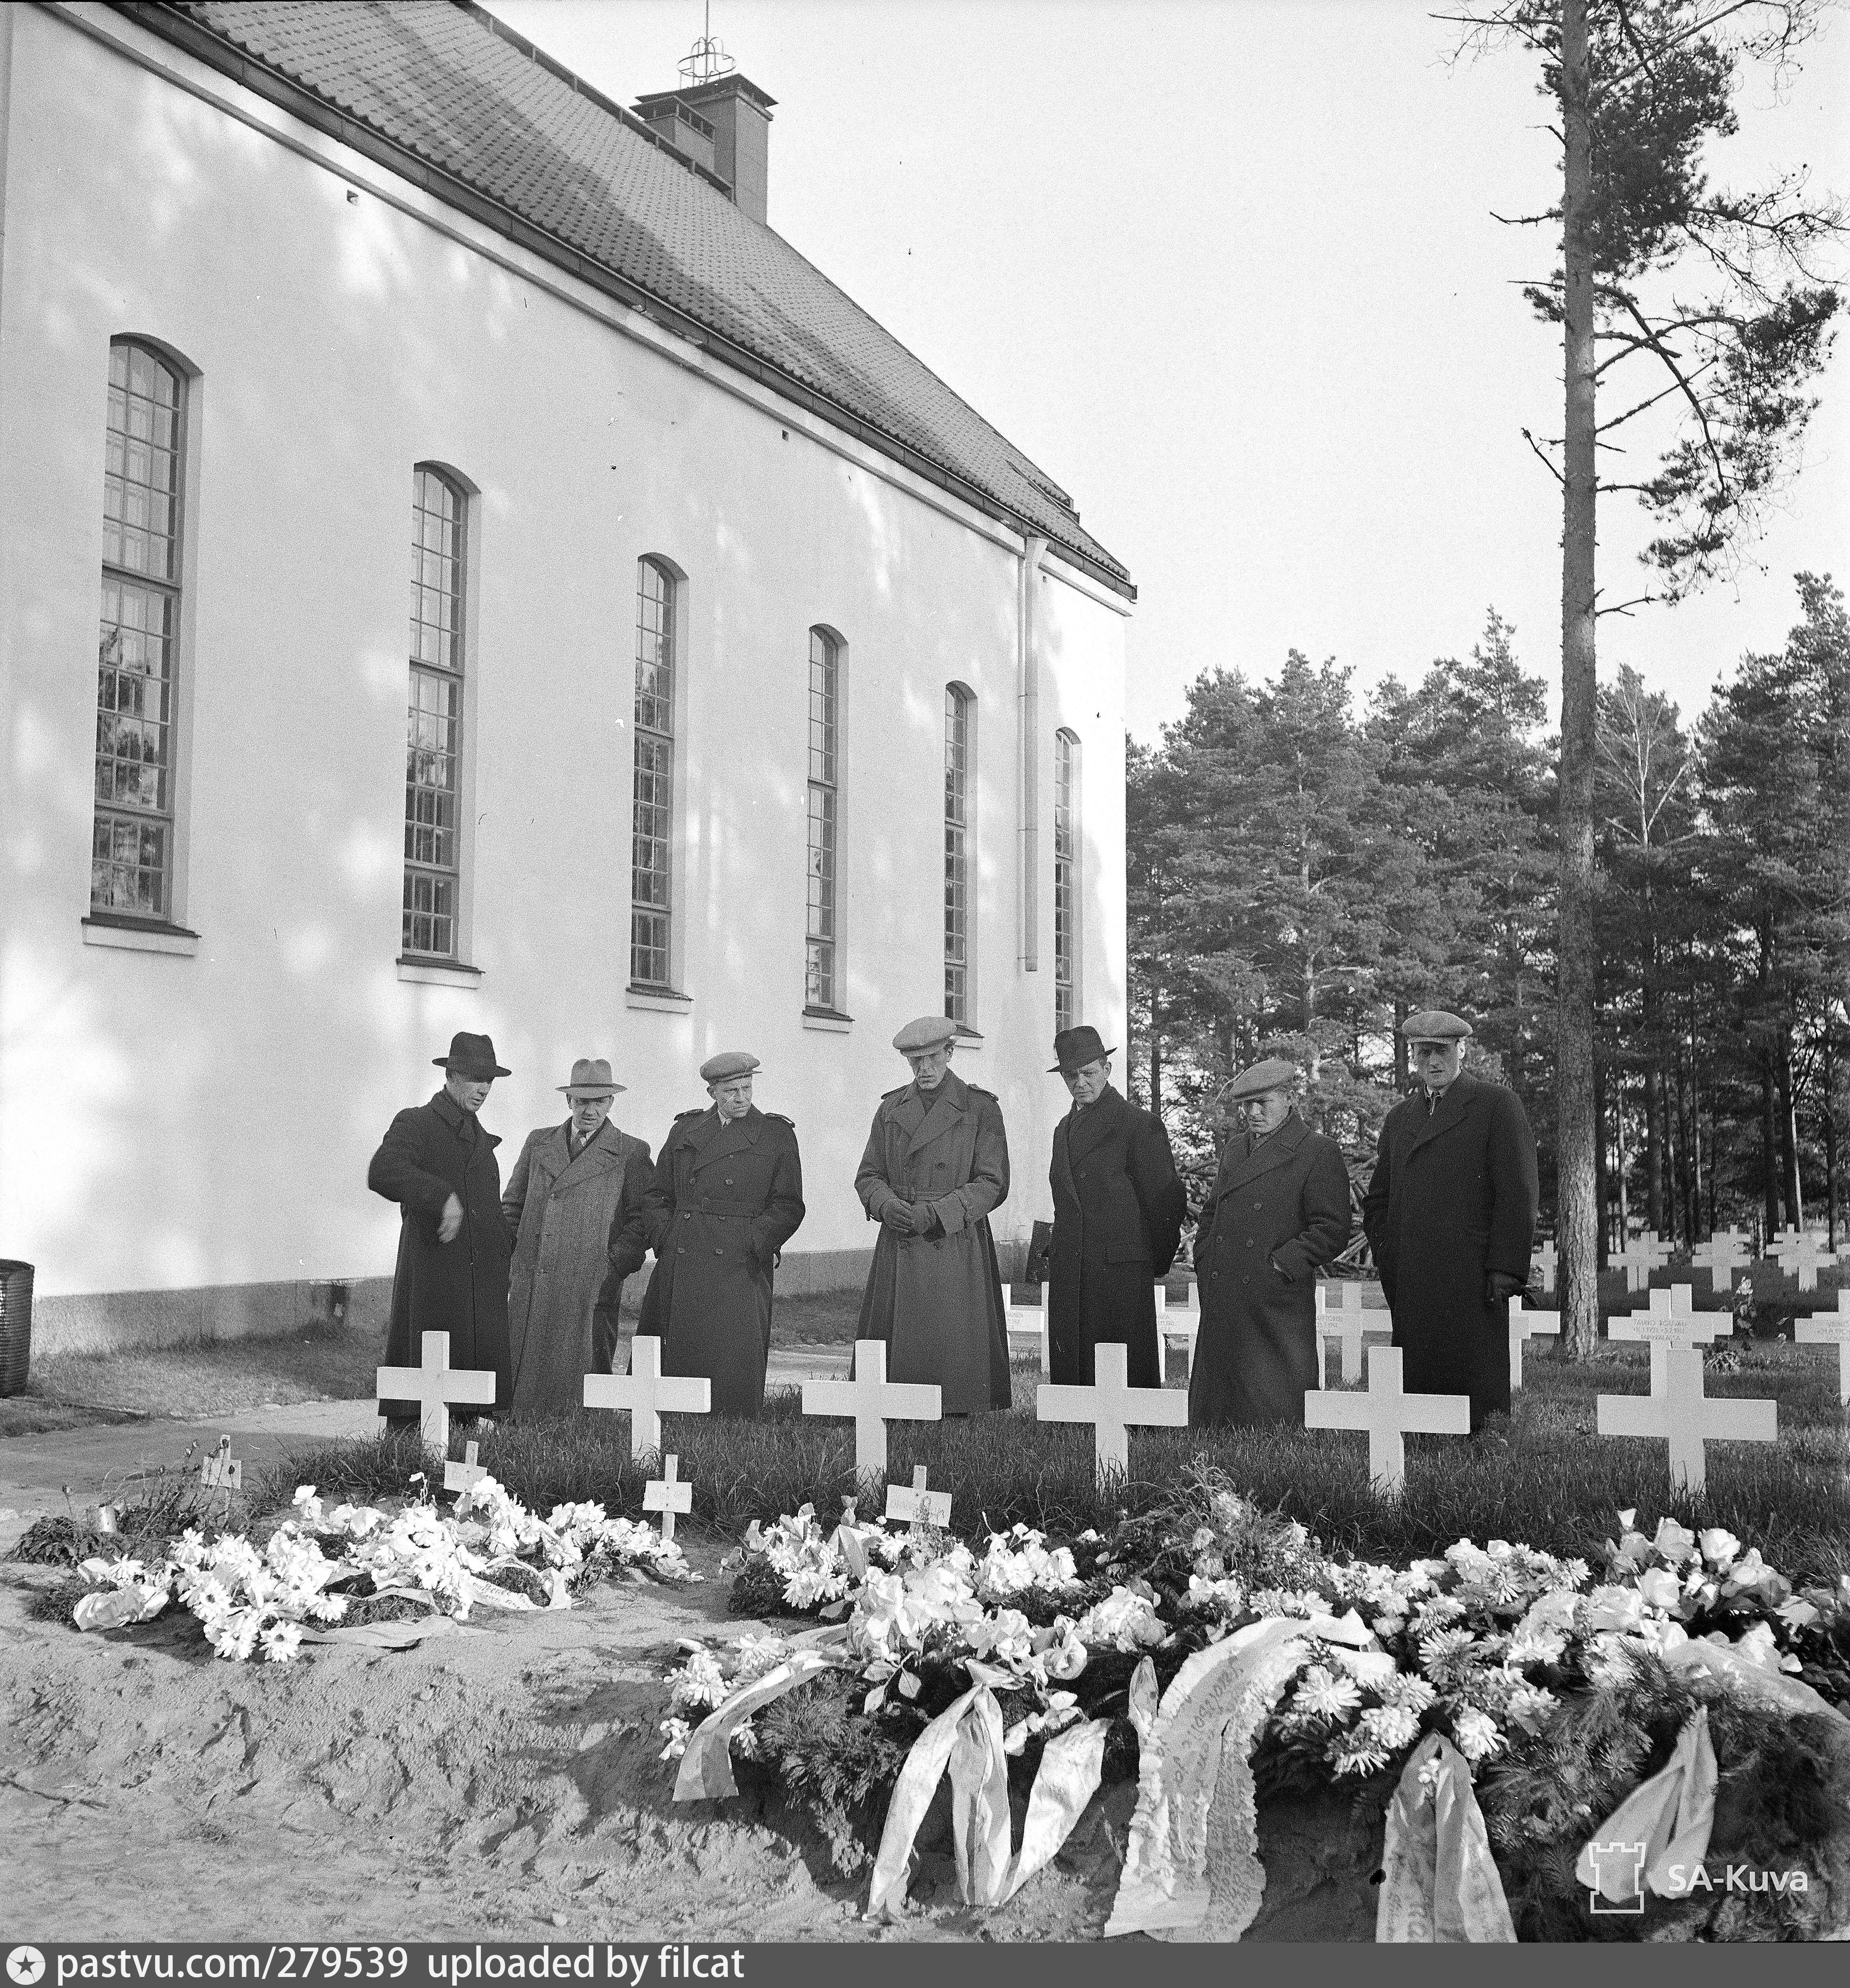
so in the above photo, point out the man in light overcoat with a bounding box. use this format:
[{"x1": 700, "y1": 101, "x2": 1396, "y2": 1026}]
[{"x1": 501, "y1": 1057, "x2": 654, "y2": 1418}]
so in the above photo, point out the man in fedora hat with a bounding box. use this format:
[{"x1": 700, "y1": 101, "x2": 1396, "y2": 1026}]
[
  {"x1": 1188, "y1": 1057, "x2": 1351, "y2": 1427},
  {"x1": 638, "y1": 1052, "x2": 805, "y2": 1418},
  {"x1": 368, "y1": 1032, "x2": 514, "y2": 1430},
  {"x1": 500, "y1": 1059, "x2": 655, "y2": 1419},
  {"x1": 1043, "y1": 1025, "x2": 1188, "y2": 1388},
  {"x1": 1362, "y1": 1011, "x2": 1538, "y2": 1431},
  {"x1": 853, "y1": 1017, "x2": 1012, "y2": 1413}
]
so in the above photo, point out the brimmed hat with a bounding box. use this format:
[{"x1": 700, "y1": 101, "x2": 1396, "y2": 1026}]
[
  {"x1": 1048, "y1": 1025, "x2": 1116, "y2": 1075},
  {"x1": 701, "y1": 1050, "x2": 760, "y2": 1084},
  {"x1": 1223, "y1": 1056, "x2": 1297, "y2": 1102},
  {"x1": 433, "y1": 1031, "x2": 510, "y2": 1080},
  {"x1": 1402, "y1": 1010, "x2": 1473, "y2": 1044},
  {"x1": 893, "y1": 1016, "x2": 958, "y2": 1055},
  {"x1": 557, "y1": 1057, "x2": 623, "y2": 1097}
]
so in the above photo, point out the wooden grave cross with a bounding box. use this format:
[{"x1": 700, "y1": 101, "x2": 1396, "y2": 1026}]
[
  {"x1": 1004, "y1": 1291, "x2": 1051, "y2": 1375},
  {"x1": 584, "y1": 1335, "x2": 711, "y2": 1461},
  {"x1": 1609, "y1": 1235, "x2": 1658, "y2": 1293},
  {"x1": 1533, "y1": 1239, "x2": 1558, "y2": 1295},
  {"x1": 885, "y1": 1465, "x2": 952, "y2": 1534},
  {"x1": 1506, "y1": 1295, "x2": 1560, "y2": 1390},
  {"x1": 642, "y1": 1454, "x2": 693, "y2": 1545},
  {"x1": 377, "y1": 1330, "x2": 498, "y2": 1455},
  {"x1": 1794, "y1": 1292, "x2": 1850, "y2": 1406},
  {"x1": 1316, "y1": 1279, "x2": 1394, "y2": 1385},
  {"x1": 1156, "y1": 1276, "x2": 1201, "y2": 1379},
  {"x1": 802, "y1": 1340, "x2": 941, "y2": 1478},
  {"x1": 443, "y1": 1440, "x2": 487, "y2": 1496},
  {"x1": 1773, "y1": 1228, "x2": 1830, "y2": 1291},
  {"x1": 199, "y1": 1435, "x2": 242, "y2": 1492},
  {"x1": 1608, "y1": 1297, "x2": 1722, "y2": 1392},
  {"x1": 1036, "y1": 1341, "x2": 1188, "y2": 1485},
  {"x1": 1302, "y1": 1345, "x2": 1470, "y2": 1495},
  {"x1": 1596, "y1": 1346, "x2": 1776, "y2": 1495}
]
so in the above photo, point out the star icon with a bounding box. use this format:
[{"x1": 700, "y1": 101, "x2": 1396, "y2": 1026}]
[{"x1": 8, "y1": 1950, "x2": 47, "y2": 1986}]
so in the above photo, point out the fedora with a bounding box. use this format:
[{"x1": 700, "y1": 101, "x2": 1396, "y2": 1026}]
[
  {"x1": 557, "y1": 1057, "x2": 623, "y2": 1097},
  {"x1": 433, "y1": 1031, "x2": 511, "y2": 1080},
  {"x1": 1048, "y1": 1024, "x2": 1117, "y2": 1076}
]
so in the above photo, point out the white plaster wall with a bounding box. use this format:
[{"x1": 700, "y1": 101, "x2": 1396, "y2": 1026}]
[{"x1": 0, "y1": 5, "x2": 1130, "y2": 1305}]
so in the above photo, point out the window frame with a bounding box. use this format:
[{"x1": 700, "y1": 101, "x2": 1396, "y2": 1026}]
[
  {"x1": 804, "y1": 626, "x2": 848, "y2": 1018},
  {"x1": 629, "y1": 555, "x2": 687, "y2": 994},
  {"x1": 1053, "y1": 727, "x2": 1081, "y2": 1032},
  {"x1": 944, "y1": 682, "x2": 978, "y2": 1031}
]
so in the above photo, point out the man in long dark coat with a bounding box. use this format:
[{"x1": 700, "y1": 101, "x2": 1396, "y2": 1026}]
[
  {"x1": 1044, "y1": 1025, "x2": 1188, "y2": 1386},
  {"x1": 368, "y1": 1031, "x2": 514, "y2": 1429},
  {"x1": 1362, "y1": 1010, "x2": 1539, "y2": 1430},
  {"x1": 1188, "y1": 1058, "x2": 1352, "y2": 1427},
  {"x1": 501, "y1": 1057, "x2": 654, "y2": 1418},
  {"x1": 855, "y1": 1016, "x2": 1011, "y2": 1413},
  {"x1": 638, "y1": 1050, "x2": 805, "y2": 1418}
]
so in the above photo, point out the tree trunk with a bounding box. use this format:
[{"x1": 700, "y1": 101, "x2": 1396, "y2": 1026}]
[
  {"x1": 1148, "y1": 982, "x2": 1162, "y2": 1118},
  {"x1": 1615, "y1": 1074, "x2": 1630, "y2": 1243},
  {"x1": 1824, "y1": 1026, "x2": 1838, "y2": 1249},
  {"x1": 1556, "y1": 0, "x2": 1601, "y2": 1359},
  {"x1": 1644, "y1": 1061, "x2": 1665, "y2": 1239},
  {"x1": 1594, "y1": 1058, "x2": 1609, "y2": 1262},
  {"x1": 1778, "y1": 1038, "x2": 1803, "y2": 1230},
  {"x1": 1393, "y1": 996, "x2": 1409, "y2": 1095},
  {"x1": 1761, "y1": 1046, "x2": 1781, "y2": 1241}
]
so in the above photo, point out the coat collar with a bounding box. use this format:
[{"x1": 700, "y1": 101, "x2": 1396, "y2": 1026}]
[
  {"x1": 1064, "y1": 1081, "x2": 1126, "y2": 1164},
  {"x1": 1216, "y1": 1110, "x2": 1308, "y2": 1194},
  {"x1": 1409, "y1": 1072, "x2": 1477, "y2": 1155},
  {"x1": 430, "y1": 1088, "x2": 498, "y2": 1149},
  {"x1": 690, "y1": 1106, "x2": 763, "y2": 1170},
  {"x1": 553, "y1": 1119, "x2": 628, "y2": 1178},
  {"x1": 904, "y1": 1070, "x2": 971, "y2": 1155}
]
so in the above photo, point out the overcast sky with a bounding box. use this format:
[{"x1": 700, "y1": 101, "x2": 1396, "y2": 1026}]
[{"x1": 484, "y1": 0, "x2": 1850, "y2": 744}]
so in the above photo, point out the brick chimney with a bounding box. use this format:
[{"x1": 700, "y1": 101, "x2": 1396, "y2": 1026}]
[{"x1": 632, "y1": 75, "x2": 776, "y2": 225}]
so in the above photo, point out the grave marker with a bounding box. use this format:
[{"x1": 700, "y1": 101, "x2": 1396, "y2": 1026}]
[
  {"x1": 1506, "y1": 1296, "x2": 1560, "y2": 1390},
  {"x1": 1302, "y1": 1345, "x2": 1470, "y2": 1494},
  {"x1": 1794, "y1": 1292, "x2": 1850, "y2": 1405},
  {"x1": 642, "y1": 1454, "x2": 693, "y2": 1545},
  {"x1": 1533, "y1": 1239, "x2": 1558, "y2": 1295},
  {"x1": 1004, "y1": 1293, "x2": 1051, "y2": 1375},
  {"x1": 199, "y1": 1436, "x2": 242, "y2": 1491},
  {"x1": 884, "y1": 1465, "x2": 952, "y2": 1533},
  {"x1": 1596, "y1": 1347, "x2": 1777, "y2": 1495},
  {"x1": 802, "y1": 1340, "x2": 941, "y2": 1478},
  {"x1": 1036, "y1": 1342, "x2": 1188, "y2": 1485},
  {"x1": 1316, "y1": 1280, "x2": 1394, "y2": 1384},
  {"x1": 1691, "y1": 1229, "x2": 1749, "y2": 1291},
  {"x1": 1607, "y1": 1298, "x2": 1723, "y2": 1392},
  {"x1": 1609, "y1": 1235, "x2": 1659, "y2": 1293},
  {"x1": 443, "y1": 1439, "x2": 487, "y2": 1496},
  {"x1": 584, "y1": 1335, "x2": 711, "y2": 1461},
  {"x1": 1772, "y1": 1229, "x2": 1830, "y2": 1291},
  {"x1": 1157, "y1": 1277, "x2": 1201, "y2": 1377},
  {"x1": 377, "y1": 1330, "x2": 498, "y2": 1455}
]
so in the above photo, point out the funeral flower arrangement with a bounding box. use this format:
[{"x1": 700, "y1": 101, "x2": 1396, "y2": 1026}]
[{"x1": 73, "y1": 1474, "x2": 697, "y2": 1661}]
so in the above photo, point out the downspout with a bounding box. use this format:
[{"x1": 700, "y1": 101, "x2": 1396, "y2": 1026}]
[{"x1": 1018, "y1": 532, "x2": 1047, "y2": 971}]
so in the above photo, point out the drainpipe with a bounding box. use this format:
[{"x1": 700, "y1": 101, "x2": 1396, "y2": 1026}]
[{"x1": 1018, "y1": 533, "x2": 1047, "y2": 971}]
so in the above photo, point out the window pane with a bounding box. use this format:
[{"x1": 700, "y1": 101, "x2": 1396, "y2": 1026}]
[
  {"x1": 102, "y1": 344, "x2": 182, "y2": 582},
  {"x1": 631, "y1": 562, "x2": 676, "y2": 985},
  {"x1": 944, "y1": 688, "x2": 969, "y2": 1024},
  {"x1": 1054, "y1": 731, "x2": 1079, "y2": 1033},
  {"x1": 402, "y1": 469, "x2": 466, "y2": 958}
]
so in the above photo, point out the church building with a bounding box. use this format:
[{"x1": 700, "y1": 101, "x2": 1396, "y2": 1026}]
[{"x1": 0, "y1": 1, "x2": 1134, "y2": 1350}]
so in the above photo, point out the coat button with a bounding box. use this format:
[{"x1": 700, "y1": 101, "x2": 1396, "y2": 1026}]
[
  {"x1": 676, "y1": 1247, "x2": 686, "y2": 1256},
  {"x1": 683, "y1": 1212, "x2": 692, "y2": 1222},
  {"x1": 1253, "y1": 1200, "x2": 1263, "y2": 1210}
]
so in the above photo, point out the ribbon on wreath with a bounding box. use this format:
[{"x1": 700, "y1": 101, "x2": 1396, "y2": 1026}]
[
  {"x1": 673, "y1": 1626, "x2": 855, "y2": 1802},
  {"x1": 1575, "y1": 1704, "x2": 1716, "y2": 1906},
  {"x1": 1377, "y1": 1732, "x2": 1515, "y2": 1942}
]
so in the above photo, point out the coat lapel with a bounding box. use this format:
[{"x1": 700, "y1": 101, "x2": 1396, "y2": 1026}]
[
  {"x1": 1065, "y1": 1085, "x2": 1124, "y2": 1166},
  {"x1": 1051, "y1": 1115, "x2": 1079, "y2": 1205},
  {"x1": 557, "y1": 1120, "x2": 625, "y2": 1186},
  {"x1": 1409, "y1": 1075, "x2": 1474, "y2": 1157},
  {"x1": 905, "y1": 1072, "x2": 968, "y2": 1156},
  {"x1": 690, "y1": 1110, "x2": 762, "y2": 1173},
  {"x1": 1217, "y1": 1112, "x2": 1308, "y2": 1197}
]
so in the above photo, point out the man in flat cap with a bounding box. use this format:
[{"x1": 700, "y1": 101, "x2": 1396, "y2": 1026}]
[
  {"x1": 637, "y1": 1052, "x2": 805, "y2": 1418},
  {"x1": 500, "y1": 1059, "x2": 655, "y2": 1419},
  {"x1": 1362, "y1": 1011, "x2": 1538, "y2": 1431},
  {"x1": 1044, "y1": 1025, "x2": 1188, "y2": 1387},
  {"x1": 369, "y1": 1031, "x2": 514, "y2": 1431},
  {"x1": 854, "y1": 1017, "x2": 1012, "y2": 1413},
  {"x1": 1188, "y1": 1057, "x2": 1352, "y2": 1426}
]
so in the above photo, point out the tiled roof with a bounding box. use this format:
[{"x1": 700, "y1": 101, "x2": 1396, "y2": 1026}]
[{"x1": 127, "y1": 1, "x2": 1132, "y2": 595}]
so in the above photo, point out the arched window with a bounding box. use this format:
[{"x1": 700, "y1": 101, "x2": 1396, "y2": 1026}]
[
  {"x1": 806, "y1": 628, "x2": 842, "y2": 1011},
  {"x1": 944, "y1": 684, "x2": 974, "y2": 1025},
  {"x1": 92, "y1": 340, "x2": 186, "y2": 920},
  {"x1": 403, "y1": 466, "x2": 468, "y2": 959},
  {"x1": 1054, "y1": 729, "x2": 1081, "y2": 1031},
  {"x1": 631, "y1": 558, "x2": 677, "y2": 988}
]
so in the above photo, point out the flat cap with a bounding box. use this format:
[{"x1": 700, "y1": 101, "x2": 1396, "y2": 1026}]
[
  {"x1": 1401, "y1": 1010, "x2": 1474, "y2": 1043},
  {"x1": 1223, "y1": 1056, "x2": 1298, "y2": 1101},
  {"x1": 893, "y1": 1015, "x2": 958, "y2": 1055},
  {"x1": 700, "y1": 1050, "x2": 760, "y2": 1084}
]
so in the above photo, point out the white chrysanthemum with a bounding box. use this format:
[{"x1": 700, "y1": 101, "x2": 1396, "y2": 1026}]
[
  {"x1": 259, "y1": 1620, "x2": 304, "y2": 1663},
  {"x1": 1505, "y1": 1684, "x2": 1558, "y2": 1734},
  {"x1": 1328, "y1": 1731, "x2": 1390, "y2": 1777},
  {"x1": 1358, "y1": 1703, "x2": 1420, "y2": 1752},
  {"x1": 1291, "y1": 1665, "x2": 1363, "y2": 1721},
  {"x1": 1417, "y1": 1627, "x2": 1478, "y2": 1680},
  {"x1": 1377, "y1": 1672, "x2": 1438, "y2": 1715},
  {"x1": 1072, "y1": 1586, "x2": 1166, "y2": 1652},
  {"x1": 1451, "y1": 1707, "x2": 1504, "y2": 1762}
]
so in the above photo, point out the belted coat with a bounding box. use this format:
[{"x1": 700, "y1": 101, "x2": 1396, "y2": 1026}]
[
  {"x1": 638, "y1": 1105, "x2": 805, "y2": 1417},
  {"x1": 1361, "y1": 1073, "x2": 1539, "y2": 1425},
  {"x1": 1046, "y1": 1083, "x2": 1188, "y2": 1387},
  {"x1": 367, "y1": 1088, "x2": 513, "y2": 1418},
  {"x1": 854, "y1": 1070, "x2": 1012, "y2": 1413},
  {"x1": 501, "y1": 1119, "x2": 654, "y2": 1419},
  {"x1": 1188, "y1": 1112, "x2": 1352, "y2": 1428}
]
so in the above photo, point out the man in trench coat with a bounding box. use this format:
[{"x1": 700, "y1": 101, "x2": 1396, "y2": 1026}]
[
  {"x1": 638, "y1": 1051, "x2": 805, "y2": 1418},
  {"x1": 1044, "y1": 1025, "x2": 1188, "y2": 1387},
  {"x1": 1188, "y1": 1058, "x2": 1353, "y2": 1427},
  {"x1": 368, "y1": 1031, "x2": 514, "y2": 1429},
  {"x1": 501, "y1": 1057, "x2": 654, "y2": 1419},
  {"x1": 854, "y1": 1016, "x2": 1012, "y2": 1413},
  {"x1": 1361, "y1": 1010, "x2": 1539, "y2": 1430}
]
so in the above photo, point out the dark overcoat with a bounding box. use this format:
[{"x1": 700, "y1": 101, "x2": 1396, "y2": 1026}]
[
  {"x1": 1188, "y1": 1112, "x2": 1352, "y2": 1427},
  {"x1": 855, "y1": 1070, "x2": 1012, "y2": 1413},
  {"x1": 1361, "y1": 1073, "x2": 1539, "y2": 1426},
  {"x1": 1046, "y1": 1083, "x2": 1188, "y2": 1386},
  {"x1": 367, "y1": 1088, "x2": 513, "y2": 1417},
  {"x1": 501, "y1": 1119, "x2": 654, "y2": 1418},
  {"x1": 638, "y1": 1105, "x2": 805, "y2": 1417}
]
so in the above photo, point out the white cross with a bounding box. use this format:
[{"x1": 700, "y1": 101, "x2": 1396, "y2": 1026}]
[
  {"x1": 1004, "y1": 1294, "x2": 1050, "y2": 1374},
  {"x1": 802, "y1": 1339, "x2": 941, "y2": 1478},
  {"x1": 1316, "y1": 1280, "x2": 1394, "y2": 1385},
  {"x1": 1608, "y1": 1297, "x2": 1723, "y2": 1391},
  {"x1": 443, "y1": 1439, "x2": 486, "y2": 1495},
  {"x1": 1506, "y1": 1295, "x2": 1560, "y2": 1390},
  {"x1": 1036, "y1": 1341, "x2": 1188, "y2": 1485},
  {"x1": 1533, "y1": 1239, "x2": 1558, "y2": 1295},
  {"x1": 1157, "y1": 1277, "x2": 1201, "y2": 1378},
  {"x1": 376, "y1": 1331, "x2": 497, "y2": 1454},
  {"x1": 643, "y1": 1454, "x2": 694, "y2": 1545},
  {"x1": 1302, "y1": 1345, "x2": 1470, "y2": 1494},
  {"x1": 1795, "y1": 1292, "x2": 1850, "y2": 1405},
  {"x1": 199, "y1": 1435, "x2": 242, "y2": 1491},
  {"x1": 885, "y1": 1464, "x2": 952, "y2": 1532},
  {"x1": 1772, "y1": 1229, "x2": 1829, "y2": 1291},
  {"x1": 1597, "y1": 1346, "x2": 1776, "y2": 1495},
  {"x1": 1609, "y1": 1236, "x2": 1658, "y2": 1293},
  {"x1": 1691, "y1": 1228, "x2": 1750, "y2": 1291},
  {"x1": 583, "y1": 1335, "x2": 711, "y2": 1460}
]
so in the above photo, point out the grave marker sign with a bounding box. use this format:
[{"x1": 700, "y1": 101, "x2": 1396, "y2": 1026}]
[
  {"x1": 443, "y1": 1440, "x2": 487, "y2": 1496},
  {"x1": 885, "y1": 1465, "x2": 952, "y2": 1533},
  {"x1": 1596, "y1": 1348, "x2": 1777, "y2": 1494},
  {"x1": 584, "y1": 1335, "x2": 711, "y2": 1461},
  {"x1": 1036, "y1": 1342, "x2": 1188, "y2": 1485},
  {"x1": 377, "y1": 1330, "x2": 497, "y2": 1455},
  {"x1": 1316, "y1": 1280, "x2": 1394, "y2": 1384},
  {"x1": 1302, "y1": 1345, "x2": 1470, "y2": 1494},
  {"x1": 802, "y1": 1340, "x2": 941, "y2": 1478},
  {"x1": 1795, "y1": 1293, "x2": 1850, "y2": 1405},
  {"x1": 643, "y1": 1455, "x2": 694, "y2": 1545},
  {"x1": 1506, "y1": 1297, "x2": 1560, "y2": 1390}
]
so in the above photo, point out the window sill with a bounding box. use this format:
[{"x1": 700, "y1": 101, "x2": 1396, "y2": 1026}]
[
  {"x1": 952, "y1": 1026, "x2": 984, "y2": 1049},
  {"x1": 82, "y1": 916, "x2": 199, "y2": 957},
  {"x1": 397, "y1": 957, "x2": 483, "y2": 989},
  {"x1": 802, "y1": 1008, "x2": 854, "y2": 1034},
  {"x1": 626, "y1": 985, "x2": 694, "y2": 1013}
]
